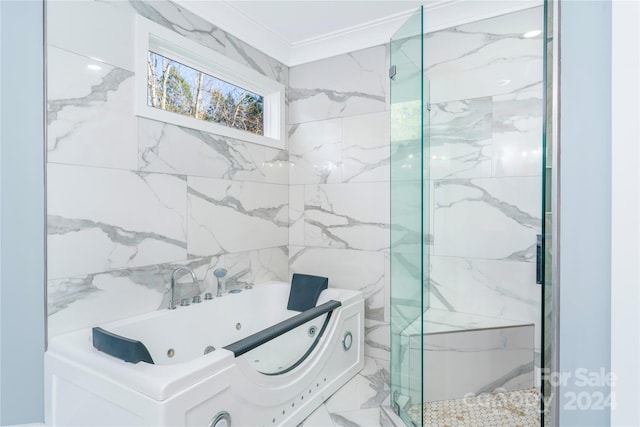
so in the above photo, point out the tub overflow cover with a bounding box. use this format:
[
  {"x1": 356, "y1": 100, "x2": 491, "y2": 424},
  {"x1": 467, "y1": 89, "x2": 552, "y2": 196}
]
[
  {"x1": 343, "y1": 331, "x2": 353, "y2": 351},
  {"x1": 209, "y1": 411, "x2": 231, "y2": 427}
]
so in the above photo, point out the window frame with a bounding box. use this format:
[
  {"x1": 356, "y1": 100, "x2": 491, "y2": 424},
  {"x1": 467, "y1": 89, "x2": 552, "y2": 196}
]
[{"x1": 135, "y1": 16, "x2": 285, "y2": 149}]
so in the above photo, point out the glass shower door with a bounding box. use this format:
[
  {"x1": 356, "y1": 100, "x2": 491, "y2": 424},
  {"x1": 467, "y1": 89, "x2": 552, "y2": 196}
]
[{"x1": 390, "y1": 6, "x2": 426, "y2": 426}]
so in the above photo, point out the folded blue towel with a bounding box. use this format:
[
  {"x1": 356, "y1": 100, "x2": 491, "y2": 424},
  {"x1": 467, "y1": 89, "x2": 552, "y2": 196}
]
[{"x1": 287, "y1": 273, "x2": 328, "y2": 312}]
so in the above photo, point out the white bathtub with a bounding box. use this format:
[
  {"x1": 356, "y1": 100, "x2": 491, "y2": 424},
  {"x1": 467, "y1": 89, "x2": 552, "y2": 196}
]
[{"x1": 45, "y1": 281, "x2": 364, "y2": 426}]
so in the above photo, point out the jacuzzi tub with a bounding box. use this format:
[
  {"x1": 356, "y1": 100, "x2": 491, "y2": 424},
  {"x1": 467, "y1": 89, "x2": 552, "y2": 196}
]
[{"x1": 45, "y1": 281, "x2": 364, "y2": 426}]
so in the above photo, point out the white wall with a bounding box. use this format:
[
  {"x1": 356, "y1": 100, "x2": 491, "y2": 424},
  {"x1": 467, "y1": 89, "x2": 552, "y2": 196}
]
[
  {"x1": 0, "y1": 0, "x2": 46, "y2": 424},
  {"x1": 558, "y1": 1, "x2": 612, "y2": 425},
  {"x1": 610, "y1": 1, "x2": 640, "y2": 426}
]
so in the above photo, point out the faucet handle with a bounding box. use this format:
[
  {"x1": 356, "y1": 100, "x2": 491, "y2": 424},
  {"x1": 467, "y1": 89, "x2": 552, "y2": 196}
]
[
  {"x1": 180, "y1": 298, "x2": 190, "y2": 307},
  {"x1": 213, "y1": 268, "x2": 227, "y2": 278}
]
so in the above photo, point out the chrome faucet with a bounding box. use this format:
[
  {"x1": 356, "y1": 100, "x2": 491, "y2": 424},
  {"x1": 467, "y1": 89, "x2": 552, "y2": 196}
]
[
  {"x1": 214, "y1": 268, "x2": 227, "y2": 297},
  {"x1": 169, "y1": 266, "x2": 198, "y2": 310}
]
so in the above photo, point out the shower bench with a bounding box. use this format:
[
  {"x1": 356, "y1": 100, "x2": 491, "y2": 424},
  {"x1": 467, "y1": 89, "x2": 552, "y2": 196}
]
[{"x1": 397, "y1": 309, "x2": 535, "y2": 405}]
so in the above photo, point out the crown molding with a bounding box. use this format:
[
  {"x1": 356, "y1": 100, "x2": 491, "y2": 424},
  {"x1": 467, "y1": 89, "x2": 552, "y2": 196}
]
[
  {"x1": 287, "y1": 6, "x2": 424, "y2": 66},
  {"x1": 178, "y1": 0, "x2": 542, "y2": 68}
]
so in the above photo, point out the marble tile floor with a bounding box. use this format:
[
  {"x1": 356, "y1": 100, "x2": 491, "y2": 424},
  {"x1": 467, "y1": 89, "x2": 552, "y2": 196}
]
[
  {"x1": 407, "y1": 388, "x2": 541, "y2": 427},
  {"x1": 298, "y1": 356, "x2": 394, "y2": 427},
  {"x1": 299, "y1": 359, "x2": 542, "y2": 427}
]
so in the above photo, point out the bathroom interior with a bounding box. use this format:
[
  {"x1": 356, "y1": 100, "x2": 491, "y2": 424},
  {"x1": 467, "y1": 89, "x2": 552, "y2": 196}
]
[{"x1": 17, "y1": 0, "x2": 559, "y2": 425}]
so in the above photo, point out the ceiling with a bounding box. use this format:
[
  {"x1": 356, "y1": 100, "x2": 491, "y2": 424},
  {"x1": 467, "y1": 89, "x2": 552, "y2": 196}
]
[
  {"x1": 177, "y1": 0, "x2": 541, "y2": 67},
  {"x1": 178, "y1": 0, "x2": 426, "y2": 66}
]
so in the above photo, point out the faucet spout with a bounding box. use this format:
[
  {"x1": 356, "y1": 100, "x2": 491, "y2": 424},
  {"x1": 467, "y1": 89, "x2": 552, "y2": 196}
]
[
  {"x1": 169, "y1": 266, "x2": 198, "y2": 310},
  {"x1": 213, "y1": 268, "x2": 227, "y2": 297}
]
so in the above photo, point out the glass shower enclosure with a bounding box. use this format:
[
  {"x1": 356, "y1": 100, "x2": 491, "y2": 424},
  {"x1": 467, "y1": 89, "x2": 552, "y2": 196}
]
[
  {"x1": 390, "y1": 3, "x2": 552, "y2": 426},
  {"x1": 389, "y1": 6, "x2": 427, "y2": 425}
]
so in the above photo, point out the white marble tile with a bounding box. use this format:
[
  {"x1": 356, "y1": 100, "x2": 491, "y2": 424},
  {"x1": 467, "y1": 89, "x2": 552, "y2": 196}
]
[
  {"x1": 364, "y1": 320, "x2": 390, "y2": 361},
  {"x1": 325, "y1": 356, "x2": 390, "y2": 414},
  {"x1": 304, "y1": 183, "x2": 390, "y2": 252},
  {"x1": 289, "y1": 247, "x2": 385, "y2": 321},
  {"x1": 422, "y1": 325, "x2": 535, "y2": 402},
  {"x1": 289, "y1": 186, "x2": 305, "y2": 246},
  {"x1": 429, "y1": 256, "x2": 541, "y2": 350},
  {"x1": 207, "y1": 247, "x2": 289, "y2": 293},
  {"x1": 492, "y1": 90, "x2": 544, "y2": 177},
  {"x1": 47, "y1": 164, "x2": 187, "y2": 279},
  {"x1": 225, "y1": 34, "x2": 288, "y2": 85},
  {"x1": 128, "y1": 0, "x2": 227, "y2": 56},
  {"x1": 342, "y1": 112, "x2": 391, "y2": 183},
  {"x1": 138, "y1": 118, "x2": 267, "y2": 182},
  {"x1": 289, "y1": 45, "x2": 386, "y2": 124},
  {"x1": 426, "y1": 38, "x2": 543, "y2": 104},
  {"x1": 288, "y1": 120, "x2": 343, "y2": 185},
  {"x1": 48, "y1": 247, "x2": 288, "y2": 338},
  {"x1": 425, "y1": 7, "x2": 544, "y2": 103},
  {"x1": 433, "y1": 177, "x2": 541, "y2": 259},
  {"x1": 47, "y1": 257, "x2": 211, "y2": 337},
  {"x1": 187, "y1": 177, "x2": 288, "y2": 257},
  {"x1": 429, "y1": 98, "x2": 493, "y2": 179},
  {"x1": 263, "y1": 147, "x2": 289, "y2": 185},
  {"x1": 330, "y1": 408, "x2": 387, "y2": 427},
  {"x1": 299, "y1": 404, "x2": 335, "y2": 427},
  {"x1": 48, "y1": 46, "x2": 137, "y2": 170},
  {"x1": 47, "y1": 0, "x2": 136, "y2": 71},
  {"x1": 48, "y1": 273, "x2": 163, "y2": 337},
  {"x1": 325, "y1": 373, "x2": 378, "y2": 414}
]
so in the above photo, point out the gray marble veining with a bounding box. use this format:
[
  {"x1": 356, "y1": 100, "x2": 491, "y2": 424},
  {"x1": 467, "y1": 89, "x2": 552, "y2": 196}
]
[
  {"x1": 329, "y1": 413, "x2": 360, "y2": 427},
  {"x1": 288, "y1": 88, "x2": 385, "y2": 107},
  {"x1": 139, "y1": 121, "x2": 263, "y2": 180},
  {"x1": 48, "y1": 275, "x2": 100, "y2": 316},
  {"x1": 48, "y1": 67, "x2": 133, "y2": 128},
  {"x1": 435, "y1": 178, "x2": 539, "y2": 230},
  {"x1": 304, "y1": 184, "x2": 390, "y2": 251},
  {"x1": 289, "y1": 45, "x2": 386, "y2": 124},
  {"x1": 424, "y1": 27, "x2": 535, "y2": 74},
  {"x1": 428, "y1": 278, "x2": 456, "y2": 312},
  {"x1": 365, "y1": 323, "x2": 391, "y2": 354},
  {"x1": 225, "y1": 34, "x2": 288, "y2": 85},
  {"x1": 360, "y1": 361, "x2": 391, "y2": 409},
  {"x1": 48, "y1": 215, "x2": 187, "y2": 253},
  {"x1": 188, "y1": 186, "x2": 288, "y2": 228},
  {"x1": 46, "y1": 0, "x2": 292, "y2": 337},
  {"x1": 128, "y1": 0, "x2": 226, "y2": 54}
]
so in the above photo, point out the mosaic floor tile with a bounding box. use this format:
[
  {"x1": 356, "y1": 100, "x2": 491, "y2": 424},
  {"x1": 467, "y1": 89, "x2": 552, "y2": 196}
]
[{"x1": 407, "y1": 388, "x2": 542, "y2": 427}]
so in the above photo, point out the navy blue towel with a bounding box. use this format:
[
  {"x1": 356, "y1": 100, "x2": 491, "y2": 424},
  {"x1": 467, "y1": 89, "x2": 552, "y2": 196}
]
[{"x1": 287, "y1": 273, "x2": 328, "y2": 312}]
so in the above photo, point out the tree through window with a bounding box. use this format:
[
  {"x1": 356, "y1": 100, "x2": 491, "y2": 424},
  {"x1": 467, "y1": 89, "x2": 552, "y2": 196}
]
[{"x1": 146, "y1": 51, "x2": 264, "y2": 136}]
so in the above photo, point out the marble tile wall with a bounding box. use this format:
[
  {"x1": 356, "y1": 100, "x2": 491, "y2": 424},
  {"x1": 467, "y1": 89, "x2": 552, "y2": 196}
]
[
  {"x1": 425, "y1": 6, "x2": 544, "y2": 354},
  {"x1": 46, "y1": 0, "x2": 289, "y2": 337},
  {"x1": 46, "y1": 5, "x2": 544, "y2": 422},
  {"x1": 288, "y1": 45, "x2": 392, "y2": 363}
]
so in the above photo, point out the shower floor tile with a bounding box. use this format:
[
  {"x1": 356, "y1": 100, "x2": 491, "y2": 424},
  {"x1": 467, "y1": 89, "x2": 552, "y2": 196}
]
[{"x1": 407, "y1": 388, "x2": 542, "y2": 427}]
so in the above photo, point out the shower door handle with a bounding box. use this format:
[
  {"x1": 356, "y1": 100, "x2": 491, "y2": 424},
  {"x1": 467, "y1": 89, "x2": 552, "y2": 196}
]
[{"x1": 536, "y1": 234, "x2": 544, "y2": 285}]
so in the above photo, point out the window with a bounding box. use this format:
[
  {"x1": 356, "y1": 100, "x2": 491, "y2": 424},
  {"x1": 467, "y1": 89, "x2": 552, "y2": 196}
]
[
  {"x1": 147, "y1": 52, "x2": 265, "y2": 136},
  {"x1": 135, "y1": 16, "x2": 285, "y2": 149}
]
